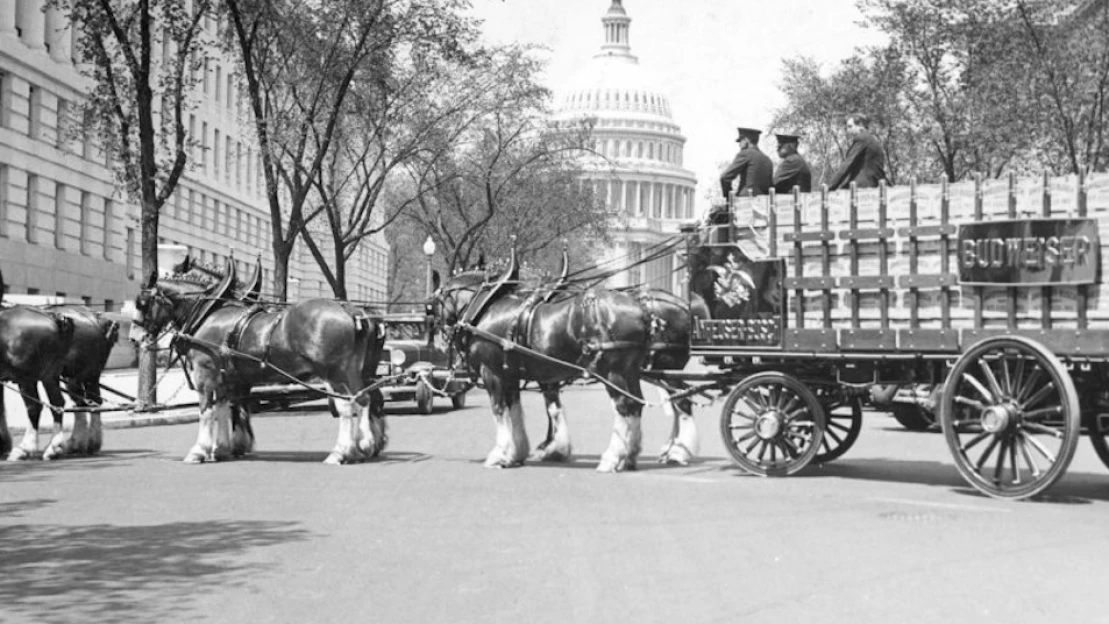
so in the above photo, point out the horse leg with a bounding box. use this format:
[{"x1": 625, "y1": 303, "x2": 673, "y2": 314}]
[
  {"x1": 597, "y1": 372, "x2": 644, "y2": 473},
  {"x1": 184, "y1": 389, "x2": 219, "y2": 464},
  {"x1": 656, "y1": 382, "x2": 699, "y2": 466},
  {"x1": 358, "y1": 390, "x2": 387, "y2": 458},
  {"x1": 85, "y1": 379, "x2": 104, "y2": 455},
  {"x1": 0, "y1": 388, "x2": 10, "y2": 457},
  {"x1": 64, "y1": 380, "x2": 90, "y2": 455},
  {"x1": 532, "y1": 383, "x2": 572, "y2": 462},
  {"x1": 42, "y1": 380, "x2": 71, "y2": 461},
  {"x1": 213, "y1": 399, "x2": 233, "y2": 461},
  {"x1": 9, "y1": 380, "x2": 43, "y2": 461},
  {"x1": 230, "y1": 402, "x2": 256, "y2": 457},
  {"x1": 324, "y1": 396, "x2": 364, "y2": 465},
  {"x1": 482, "y1": 366, "x2": 528, "y2": 469}
]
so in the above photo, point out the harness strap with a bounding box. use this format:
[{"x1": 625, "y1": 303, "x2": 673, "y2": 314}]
[{"x1": 225, "y1": 305, "x2": 266, "y2": 353}]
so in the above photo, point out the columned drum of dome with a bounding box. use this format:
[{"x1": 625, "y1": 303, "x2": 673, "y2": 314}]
[{"x1": 552, "y1": 0, "x2": 698, "y2": 295}]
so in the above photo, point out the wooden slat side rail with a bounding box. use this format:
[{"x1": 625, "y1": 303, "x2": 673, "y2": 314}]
[
  {"x1": 879, "y1": 181, "x2": 891, "y2": 333},
  {"x1": 941, "y1": 177, "x2": 952, "y2": 330},
  {"x1": 1041, "y1": 171, "x2": 1052, "y2": 329},
  {"x1": 821, "y1": 185, "x2": 833, "y2": 329},
  {"x1": 849, "y1": 183, "x2": 861, "y2": 328},
  {"x1": 1078, "y1": 171, "x2": 1089, "y2": 330},
  {"x1": 789, "y1": 188, "x2": 804, "y2": 330},
  {"x1": 1008, "y1": 172, "x2": 1018, "y2": 329},
  {"x1": 908, "y1": 178, "x2": 920, "y2": 329},
  {"x1": 783, "y1": 231, "x2": 836, "y2": 243},
  {"x1": 973, "y1": 175, "x2": 984, "y2": 330},
  {"x1": 783, "y1": 328, "x2": 837, "y2": 352}
]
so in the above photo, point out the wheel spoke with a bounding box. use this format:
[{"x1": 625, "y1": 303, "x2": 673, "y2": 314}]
[
  {"x1": 744, "y1": 436, "x2": 761, "y2": 454},
  {"x1": 961, "y1": 430, "x2": 991, "y2": 452},
  {"x1": 1024, "y1": 434, "x2": 1057, "y2": 464},
  {"x1": 954, "y1": 395, "x2": 988, "y2": 412},
  {"x1": 781, "y1": 393, "x2": 803, "y2": 414},
  {"x1": 1023, "y1": 406, "x2": 1063, "y2": 421},
  {"x1": 993, "y1": 437, "x2": 1010, "y2": 483},
  {"x1": 978, "y1": 359, "x2": 1006, "y2": 402},
  {"x1": 1000, "y1": 356, "x2": 1013, "y2": 396},
  {"x1": 733, "y1": 397, "x2": 761, "y2": 420},
  {"x1": 734, "y1": 430, "x2": 757, "y2": 443},
  {"x1": 1022, "y1": 421, "x2": 1064, "y2": 438},
  {"x1": 779, "y1": 437, "x2": 799, "y2": 458},
  {"x1": 1020, "y1": 381, "x2": 1057, "y2": 412},
  {"x1": 1009, "y1": 438, "x2": 1020, "y2": 485},
  {"x1": 1014, "y1": 367, "x2": 1043, "y2": 403},
  {"x1": 1016, "y1": 435, "x2": 1042, "y2": 478},
  {"x1": 824, "y1": 427, "x2": 845, "y2": 446},
  {"x1": 961, "y1": 371, "x2": 995, "y2": 403},
  {"x1": 975, "y1": 436, "x2": 1001, "y2": 472}
]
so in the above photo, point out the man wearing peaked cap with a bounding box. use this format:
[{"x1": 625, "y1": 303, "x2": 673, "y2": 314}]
[
  {"x1": 719, "y1": 127, "x2": 773, "y2": 200},
  {"x1": 773, "y1": 133, "x2": 812, "y2": 194}
]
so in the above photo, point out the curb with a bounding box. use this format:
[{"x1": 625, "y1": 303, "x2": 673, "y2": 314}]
[{"x1": 6, "y1": 410, "x2": 199, "y2": 436}]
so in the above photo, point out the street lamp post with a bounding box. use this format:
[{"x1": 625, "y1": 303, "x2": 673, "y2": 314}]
[{"x1": 423, "y1": 235, "x2": 436, "y2": 299}]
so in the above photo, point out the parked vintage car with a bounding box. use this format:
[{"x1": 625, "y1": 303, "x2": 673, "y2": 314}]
[{"x1": 377, "y1": 314, "x2": 470, "y2": 414}]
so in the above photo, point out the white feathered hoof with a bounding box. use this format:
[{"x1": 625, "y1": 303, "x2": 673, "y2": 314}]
[
  {"x1": 532, "y1": 442, "x2": 572, "y2": 463},
  {"x1": 323, "y1": 445, "x2": 364, "y2": 465},
  {"x1": 231, "y1": 430, "x2": 254, "y2": 457},
  {"x1": 596, "y1": 452, "x2": 629, "y2": 473},
  {"x1": 484, "y1": 447, "x2": 524, "y2": 469},
  {"x1": 182, "y1": 446, "x2": 209, "y2": 464},
  {"x1": 8, "y1": 446, "x2": 37, "y2": 461},
  {"x1": 660, "y1": 443, "x2": 693, "y2": 466}
]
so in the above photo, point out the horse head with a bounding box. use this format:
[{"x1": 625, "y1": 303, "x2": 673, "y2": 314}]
[{"x1": 132, "y1": 257, "x2": 237, "y2": 339}]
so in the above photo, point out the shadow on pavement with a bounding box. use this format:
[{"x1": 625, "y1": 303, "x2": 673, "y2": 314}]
[
  {"x1": 0, "y1": 450, "x2": 164, "y2": 483},
  {"x1": 0, "y1": 498, "x2": 57, "y2": 517},
  {"x1": 803, "y1": 458, "x2": 1109, "y2": 504},
  {"x1": 0, "y1": 519, "x2": 312, "y2": 624}
]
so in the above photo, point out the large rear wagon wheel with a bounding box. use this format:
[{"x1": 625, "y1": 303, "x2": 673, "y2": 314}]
[
  {"x1": 813, "y1": 385, "x2": 863, "y2": 464},
  {"x1": 940, "y1": 336, "x2": 1080, "y2": 500},
  {"x1": 719, "y1": 371, "x2": 825, "y2": 477}
]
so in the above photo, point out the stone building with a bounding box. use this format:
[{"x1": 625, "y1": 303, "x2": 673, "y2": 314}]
[
  {"x1": 0, "y1": 1, "x2": 389, "y2": 310},
  {"x1": 551, "y1": 0, "x2": 697, "y2": 294}
]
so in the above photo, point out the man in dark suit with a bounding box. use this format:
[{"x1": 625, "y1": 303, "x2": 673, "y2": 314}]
[
  {"x1": 772, "y1": 133, "x2": 812, "y2": 194},
  {"x1": 828, "y1": 113, "x2": 888, "y2": 190},
  {"x1": 719, "y1": 127, "x2": 773, "y2": 199}
]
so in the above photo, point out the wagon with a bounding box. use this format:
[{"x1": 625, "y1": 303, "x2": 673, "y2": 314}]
[{"x1": 668, "y1": 170, "x2": 1109, "y2": 499}]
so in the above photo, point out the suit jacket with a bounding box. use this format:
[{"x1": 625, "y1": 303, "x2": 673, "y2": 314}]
[
  {"x1": 828, "y1": 131, "x2": 888, "y2": 190},
  {"x1": 719, "y1": 146, "x2": 773, "y2": 198},
  {"x1": 773, "y1": 153, "x2": 812, "y2": 194}
]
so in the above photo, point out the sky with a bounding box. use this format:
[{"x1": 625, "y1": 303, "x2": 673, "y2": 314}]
[{"x1": 467, "y1": 0, "x2": 888, "y2": 208}]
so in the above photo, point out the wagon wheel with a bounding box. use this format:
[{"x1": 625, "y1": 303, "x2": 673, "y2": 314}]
[
  {"x1": 812, "y1": 385, "x2": 863, "y2": 464},
  {"x1": 719, "y1": 371, "x2": 825, "y2": 477},
  {"x1": 939, "y1": 336, "x2": 1080, "y2": 500},
  {"x1": 1087, "y1": 411, "x2": 1109, "y2": 470},
  {"x1": 890, "y1": 402, "x2": 936, "y2": 432},
  {"x1": 415, "y1": 379, "x2": 434, "y2": 415}
]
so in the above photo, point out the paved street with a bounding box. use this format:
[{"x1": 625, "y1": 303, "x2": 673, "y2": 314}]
[{"x1": 3, "y1": 385, "x2": 1109, "y2": 624}]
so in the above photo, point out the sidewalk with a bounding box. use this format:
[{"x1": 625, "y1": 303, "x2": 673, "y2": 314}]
[{"x1": 3, "y1": 368, "x2": 200, "y2": 434}]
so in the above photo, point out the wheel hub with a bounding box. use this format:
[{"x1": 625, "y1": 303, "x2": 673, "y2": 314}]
[
  {"x1": 755, "y1": 411, "x2": 783, "y2": 440},
  {"x1": 981, "y1": 403, "x2": 1018, "y2": 434}
]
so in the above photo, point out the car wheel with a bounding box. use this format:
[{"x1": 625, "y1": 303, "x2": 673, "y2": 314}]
[{"x1": 450, "y1": 390, "x2": 467, "y2": 410}]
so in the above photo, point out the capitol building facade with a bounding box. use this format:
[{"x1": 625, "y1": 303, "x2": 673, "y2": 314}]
[{"x1": 551, "y1": 0, "x2": 697, "y2": 295}]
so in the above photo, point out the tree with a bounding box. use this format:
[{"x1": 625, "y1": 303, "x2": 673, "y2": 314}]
[
  {"x1": 224, "y1": 0, "x2": 474, "y2": 300},
  {"x1": 772, "y1": 48, "x2": 925, "y2": 185},
  {"x1": 298, "y1": 15, "x2": 501, "y2": 300},
  {"x1": 1013, "y1": 0, "x2": 1109, "y2": 174},
  {"x1": 53, "y1": 0, "x2": 214, "y2": 407}
]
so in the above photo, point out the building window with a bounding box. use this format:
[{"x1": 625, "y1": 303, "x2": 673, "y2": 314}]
[
  {"x1": 215, "y1": 65, "x2": 222, "y2": 102},
  {"x1": 225, "y1": 135, "x2": 232, "y2": 182},
  {"x1": 188, "y1": 189, "x2": 197, "y2": 225},
  {"x1": 0, "y1": 165, "x2": 7, "y2": 238},
  {"x1": 56, "y1": 98, "x2": 69, "y2": 149},
  {"x1": 126, "y1": 227, "x2": 135, "y2": 279},
  {"x1": 188, "y1": 114, "x2": 196, "y2": 162},
  {"x1": 81, "y1": 107, "x2": 96, "y2": 160},
  {"x1": 26, "y1": 174, "x2": 38, "y2": 243},
  {"x1": 54, "y1": 183, "x2": 66, "y2": 249},
  {"x1": 28, "y1": 85, "x2": 41, "y2": 139},
  {"x1": 103, "y1": 198, "x2": 113, "y2": 259},
  {"x1": 203, "y1": 58, "x2": 210, "y2": 94},
  {"x1": 201, "y1": 122, "x2": 209, "y2": 172},
  {"x1": 236, "y1": 142, "x2": 243, "y2": 188},
  {"x1": 213, "y1": 129, "x2": 220, "y2": 179},
  {"x1": 104, "y1": 299, "x2": 114, "y2": 313},
  {"x1": 0, "y1": 72, "x2": 10, "y2": 128},
  {"x1": 79, "y1": 190, "x2": 90, "y2": 254}
]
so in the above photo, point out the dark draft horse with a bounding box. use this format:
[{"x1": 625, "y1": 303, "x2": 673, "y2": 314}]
[
  {"x1": 131, "y1": 258, "x2": 386, "y2": 464},
  {"x1": 430, "y1": 250, "x2": 697, "y2": 471},
  {"x1": 0, "y1": 274, "x2": 119, "y2": 460}
]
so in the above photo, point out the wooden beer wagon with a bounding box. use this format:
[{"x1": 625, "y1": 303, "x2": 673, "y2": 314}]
[{"x1": 669, "y1": 170, "x2": 1109, "y2": 499}]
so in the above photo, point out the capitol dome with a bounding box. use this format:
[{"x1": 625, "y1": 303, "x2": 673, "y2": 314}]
[{"x1": 552, "y1": 0, "x2": 697, "y2": 294}]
